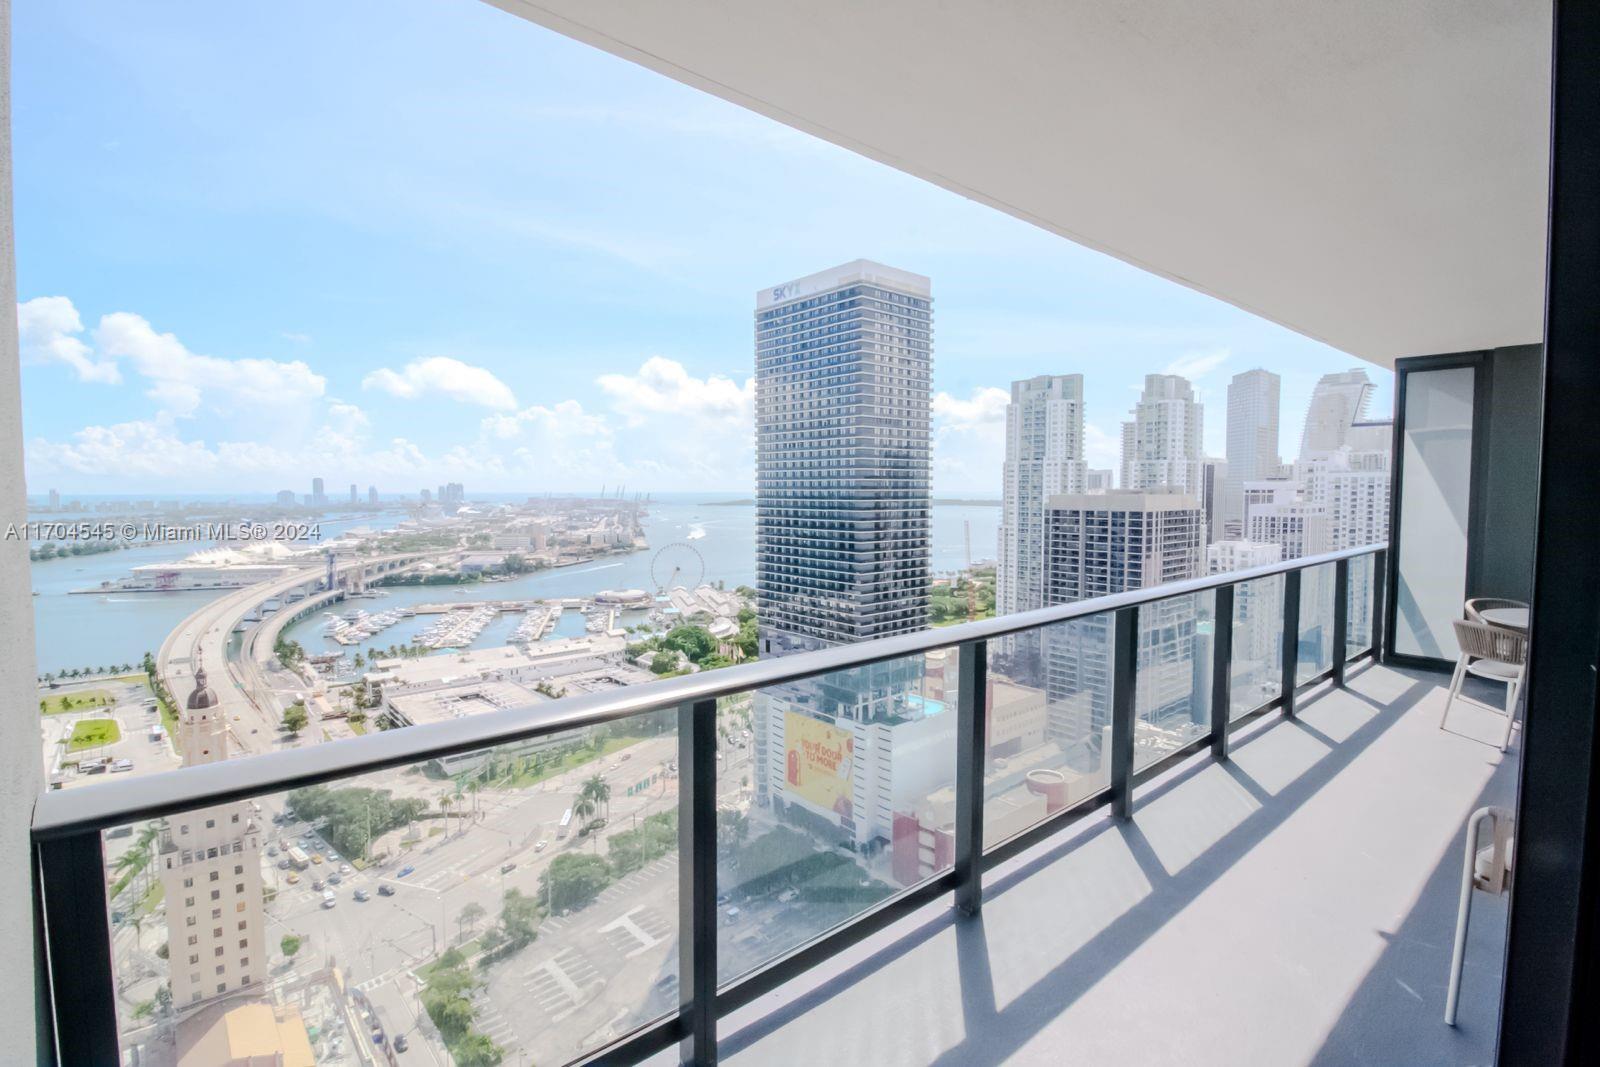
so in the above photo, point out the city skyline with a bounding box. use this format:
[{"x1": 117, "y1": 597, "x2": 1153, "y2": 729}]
[{"x1": 15, "y1": 0, "x2": 1388, "y2": 497}]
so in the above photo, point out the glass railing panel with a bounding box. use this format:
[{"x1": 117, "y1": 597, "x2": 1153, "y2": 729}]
[
  {"x1": 983, "y1": 616, "x2": 1112, "y2": 847},
  {"x1": 1346, "y1": 554, "x2": 1375, "y2": 656},
  {"x1": 1134, "y1": 591, "x2": 1215, "y2": 771},
  {"x1": 722, "y1": 648, "x2": 957, "y2": 984},
  {"x1": 1230, "y1": 575, "x2": 1285, "y2": 719},
  {"x1": 1297, "y1": 563, "x2": 1337, "y2": 684},
  {"x1": 98, "y1": 711, "x2": 678, "y2": 1067}
]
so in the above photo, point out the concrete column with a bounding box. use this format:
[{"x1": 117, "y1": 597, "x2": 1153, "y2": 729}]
[{"x1": 0, "y1": 0, "x2": 46, "y2": 1058}]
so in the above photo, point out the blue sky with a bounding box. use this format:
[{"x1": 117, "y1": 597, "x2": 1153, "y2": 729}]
[{"x1": 13, "y1": 0, "x2": 1390, "y2": 495}]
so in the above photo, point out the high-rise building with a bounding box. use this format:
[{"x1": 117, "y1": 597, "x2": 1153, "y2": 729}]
[
  {"x1": 1121, "y1": 374, "x2": 1204, "y2": 495},
  {"x1": 419, "y1": 488, "x2": 432, "y2": 504},
  {"x1": 46, "y1": 488, "x2": 59, "y2": 510},
  {"x1": 310, "y1": 477, "x2": 325, "y2": 507},
  {"x1": 998, "y1": 374, "x2": 1086, "y2": 622},
  {"x1": 1223, "y1": 368, "x2": 1281, "y2": 538},
  {"x1": 1041, "y1": 491, "x2": 1205, "y2": 758},
  {"x1": 1207, "y1": 540, "x2": 1285, "y2": 698},
  {"x1": 367, "y1": 485, "x2": 379, "y2": 506},
  {"x1": 1200, "y1": 457, "x2": 1227, "y2": 543},
  {"x1": 274, "y1": 490, "x2": 295, "y2": 507},
  {"x1": 754, "y1": 259, "x2": 932, "y2": 653},
  {"x1": 349, "y1": 483, "x2": 358, "y2": 504},
  {"x1": 1084, "y1": 469, "x2": 1114, "y2": 492},
  {"x1": 1244, "y1": 481, "x2": 1330, "y2": 560},
  {"x1": 159, "y1": 667, "x2": 266, "y2": 1012},
  {"x1": 752, "y1": 260, "x2": 941, "y2": 851},
  {"x1": 438, "y1": 482, "x2": 465, "y2": 510},
  {"x1": 1298, "y1": 368, "x2": 1384, "y2": 459}
]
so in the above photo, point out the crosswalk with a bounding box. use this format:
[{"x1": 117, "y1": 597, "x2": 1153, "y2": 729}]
[{"x1": 353, "y1": 967, "x2": 402, "y2": 994}]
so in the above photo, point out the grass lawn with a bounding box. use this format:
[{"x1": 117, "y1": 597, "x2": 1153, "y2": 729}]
[
  {"x1": 68, "y1": 718, "x2": 121, "y2": 751},
  {"x1": 40, "y1": 688, "x2": 113, "y2": 714},
  {"x1": 494, "y1": 735, "x2": 648, "y2": 791}
]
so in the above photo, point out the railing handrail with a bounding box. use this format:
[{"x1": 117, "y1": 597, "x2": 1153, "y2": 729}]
[{"x1": 29, "y1": 542, "x2": 1382, "y2": 838}]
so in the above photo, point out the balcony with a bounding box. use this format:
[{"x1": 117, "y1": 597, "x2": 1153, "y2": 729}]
[
  {"x1": 684, "y1": 661, "x2": 1515, "y2": 1066},
  {"x1": 31, "y1": 545, "x2": 1521, "y2": 1067}
]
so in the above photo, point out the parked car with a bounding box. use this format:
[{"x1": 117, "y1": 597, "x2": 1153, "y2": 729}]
[
  {"x1": 286, "y1": 872, "x2": 300, "y2": 885},
  {"x1": 500, "y1": 862, "x2": 516, "y2": 874},
  {"x1": 353, "y1": 888, "x2": 370, "y2": 902},
  {"x1": 535, "y1": 840, "x2": 549, "y2": 852},
  {"x1": 397, "y1": 865, "x2": 415, "y2": 878},
  {"x1": 778, "y1": 888, "x2": 799, "y2": 904},
  {"x1": 321, "y1": 890, "x2": 337, "y2": 910},
  {"x1": 266, "y1": 845, "x2": 278, "y2": 857},
  {"x1": 340, "y1": 863, "x2": 352, "y2": 875},
  {"x1": 377, "y1": 884, "x2": 396, "y2": 897},
  {"x1": 328, "y1": 873, "x2": 342, "y2": 886},
  {"x1": 277, "y1": 858, "x2": 290, "y2": 870},
  {"x1": 394, "y1": 1034, "x2": 409, "y2": 1053},
  {"x1": 312, "y1": 879, "x2": 325, "y2": 891}
]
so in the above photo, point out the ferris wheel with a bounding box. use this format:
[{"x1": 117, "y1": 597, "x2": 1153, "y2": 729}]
[{"x1": 651, "y1": 542, "x2": 706, "y2": 592}]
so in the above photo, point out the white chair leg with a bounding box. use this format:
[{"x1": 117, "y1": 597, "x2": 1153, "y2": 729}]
[
  {"x1": 1441, "y1": 655, "x2": 1468, "y2": 730},
  {"x1": 1445, "y1": 810, "x2": 1489, "y2": 1026},
  {"x1": 1500, "y1": 675, "x2": 1522, "y2": 752}
]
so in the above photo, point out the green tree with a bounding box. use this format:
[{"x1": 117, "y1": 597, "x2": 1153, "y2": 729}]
[
  {"x1": 717, "y1": 808, "x2": 750, "y2": 850},
  {"x1": 457, "y1": 901, "x2": 486, "y2": 941},
  {"x1": 580, "y1": 774, "x2": 611, "y2": 822},
  {"x1": 452, "y1": 1033, "x2": 504, "y2": 1067},
  {"x1": 281, "y1": 702, "x2": 309, "y2": 736},
  {"x1": 496, "y1": 888, "x2": 540, "y2": 949},
  {"x1": 649, "y1": 651, "x2": 677, "y2": 675},
  {"x1": 281, "y1": 934, "x2": 302, "y2": 959},
  {"x1": 539, "y1": 853, "x2": 612, "y2": 913},
  {"x1": 662, "y1": 625, "x2": 717, "y2": 664}
]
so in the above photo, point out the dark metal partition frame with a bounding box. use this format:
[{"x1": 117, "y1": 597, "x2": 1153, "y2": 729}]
[{"x1": 1384, "y1": 350, "x2": 1492, "y2": 673}]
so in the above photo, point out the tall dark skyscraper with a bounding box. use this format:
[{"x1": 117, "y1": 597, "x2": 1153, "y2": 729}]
[{"x1": 754, "y1": 259, "x2": 933, "y2": 655}]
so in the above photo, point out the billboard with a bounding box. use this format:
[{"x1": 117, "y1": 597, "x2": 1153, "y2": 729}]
[{"x1": 784, "y1": 711, "x2": 854, "y2": 825}]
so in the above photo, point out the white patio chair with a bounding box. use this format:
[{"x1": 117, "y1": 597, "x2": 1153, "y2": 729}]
[
  {"x1": 1445, "y1": 806, "x2": 1514, "y2": 1026},
  {"x1": 1441, "y1": 619, "x2": 1527, "y2": 752}
]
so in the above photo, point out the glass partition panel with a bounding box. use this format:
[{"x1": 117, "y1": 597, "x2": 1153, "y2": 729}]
[
  {"x1": 1230, "y1": 575, "x2": 1284, "y2": 719},
  {"x1": 983, "y1": 617, "x2": 1112, "y2": 847},
  {"x1": 99, "y1": 711, "x2": 678, "y2": 1067},
  {"x1": 1346, "y1": 554, "x2": 1375, "y2": 656},
  {"x1": 722, "y1": 649, "x2": 956, "y2": 983},
  {"x1": 1134, "y1": 592, "x2": 1215, "y2": 771},
  {"x1": 1394, "y1": 364, "x2": 1477, "y2": 662},
  {"x1": 1296, "y1": 563, "x2": 1336, "y2": 684}
]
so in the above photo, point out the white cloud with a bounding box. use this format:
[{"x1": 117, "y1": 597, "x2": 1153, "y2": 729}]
[
  {"x1": 1163, "y1": 347, "x2": 1230, "y2": 380},
  {"x1": 1085, "y1": 422, "x2": 1122, "y2": 473},
  {"x1": 932, "y1": 386, "x2": 1009, "y2": 432},
  {"x1": 596, "y1": 356, "x2": 753, "y2": 428},
  {"x1": 29, "y1": 417, "x2": 220, "y2": 478},
  {"x1": 18, "y1": 297, "x2": 121, "y2": 384},
  {"x1": 931, "y1": 387, "x2": 1010, "y2": 493},
  {"x1": 482, "y1": 398, "x2": 610, "y2": 443},
  {"x1": 363, "y1": 356, "x2": 518, "y2": 411},
  {"x1": 95, "y1": 311, "x2": 325, "y2": 417}
]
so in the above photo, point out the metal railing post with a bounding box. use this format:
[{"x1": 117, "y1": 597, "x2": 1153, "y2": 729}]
[
  {"x1": 35, "y1": 830, "x2": 120, "y2": 1066},
  {"x1": 1371, "y1": 548, "x2": 1388, "y2": 664},
  {"x1": 1280, "y1": 569, "x2": 1303, "y2": 717},
  {"x1": 1110, "y1": 607, "x2": 1139, "y2": 820},
  {"x1": 678, "y1": 697, "x2": 719, "y2": 1065},
  {"x1": 1211, "y1": 585, "x2": 1235, "y2": 761},
  {"x1": 1332, "y1": 559, "x2": 1350, "y2": 686},
  {"x1": 954, "y1": 639, "x2": 989, "y2": 915}
]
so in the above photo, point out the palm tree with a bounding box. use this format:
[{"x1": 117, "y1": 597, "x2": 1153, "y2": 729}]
[
  {"x1": 583, "y1": 774, "x2": 612, "y2": 821},
  {"x1": 573, "y1": 796, "x2": 596, "y2": 830},
  {"x1": 438, "y1": 794, "x2": 454, "y2": 836}
]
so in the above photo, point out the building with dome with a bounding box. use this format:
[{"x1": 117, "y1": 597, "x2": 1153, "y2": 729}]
[{"x1": 159, "y1": 661, "x2": 267, "y2": 1012}]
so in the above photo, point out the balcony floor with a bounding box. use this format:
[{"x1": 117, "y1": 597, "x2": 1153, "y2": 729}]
[{"x1": 697, "y1": 663, "x2": 1517, "y2": 1066}]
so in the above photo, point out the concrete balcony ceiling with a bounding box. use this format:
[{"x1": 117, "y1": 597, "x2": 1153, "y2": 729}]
[{"x1": 489, "y1": 0, "x2": 1551, "y2": 366}]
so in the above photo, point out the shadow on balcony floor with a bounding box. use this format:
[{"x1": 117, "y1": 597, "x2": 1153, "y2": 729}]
[{"x1": 688, "y1": 663, "x2": 1516, "y2": 1067}]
